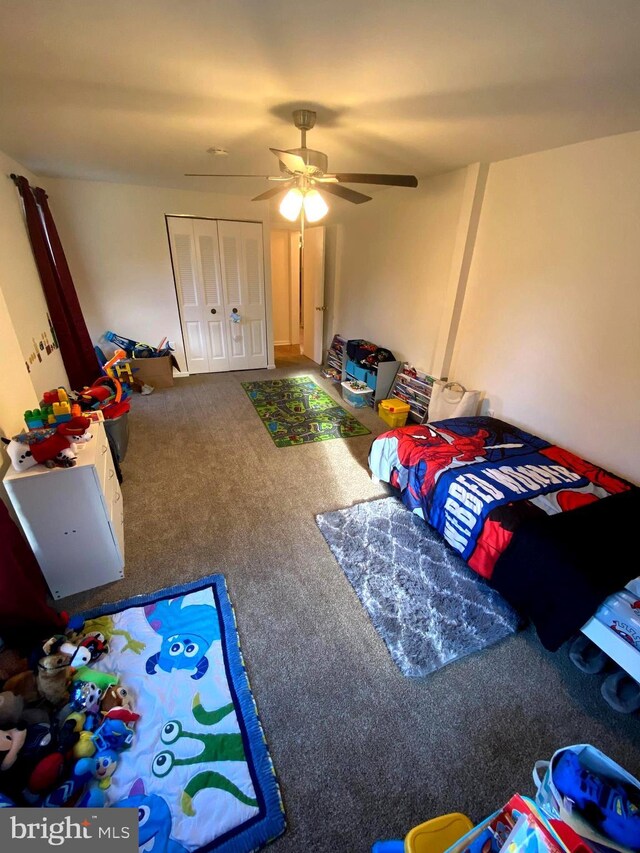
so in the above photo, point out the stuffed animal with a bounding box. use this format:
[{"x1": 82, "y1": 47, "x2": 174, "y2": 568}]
[
  {"x1": 0, "y1": 649, "x2": 29, "y2": 682},
  {"x1": 100, "y1": 685, "x2": 134, "y2": 717},
  {"x1": 0, "y1": 725, "x2": 27, "y2": 771},
  {"x1": 2, "y1": 416, "x2": 92, "y2": 472},
  {"x1": 42, "y1": 635, "x2": 92, "y2": 669},
  {"x1": 69, "y1": 681, "x2": 102, "y2": 716},
  {"x1": 0, "y1": 692, "x2": 24, "y2": 729},
  {"x1": 6, "y1": 652, "x2": 73, "y2": 707}
]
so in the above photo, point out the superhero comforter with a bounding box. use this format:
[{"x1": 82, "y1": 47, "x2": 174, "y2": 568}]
[{"x1": 369, "y1": 417, "x2": 638, "y2": 648}]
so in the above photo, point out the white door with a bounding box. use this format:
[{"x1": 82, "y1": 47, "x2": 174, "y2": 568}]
[
  {"x1": 218, "y1": 220, "x2": 268, "y2": 370},
  {"x1": 302, "y1": 226, "x2": 325, "y2": 364},
  {"x1": 167, "y1": 217, "x2": 229, "y2": 374}
]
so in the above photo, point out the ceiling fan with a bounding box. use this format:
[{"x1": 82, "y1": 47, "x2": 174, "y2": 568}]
[{"x1": 185, "y1": 109, "x2": 419, "y2": 222}]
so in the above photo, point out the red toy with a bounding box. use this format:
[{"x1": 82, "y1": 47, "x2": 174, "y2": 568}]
[{"x1": 2, "y1": 417, "x2": 93, "y2": 472}]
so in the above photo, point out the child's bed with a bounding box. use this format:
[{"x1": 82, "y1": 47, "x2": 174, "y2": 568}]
[{"x1": 369, "y1": 416, "x2": 640, "y2": 676}]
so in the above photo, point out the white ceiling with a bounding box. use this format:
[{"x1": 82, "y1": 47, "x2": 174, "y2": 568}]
[{"x1": 1, "y1": 0, "x2": 640, "y2": 198}]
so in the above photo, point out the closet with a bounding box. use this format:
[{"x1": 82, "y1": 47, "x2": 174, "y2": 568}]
[{"x1": 167, "y1": 217, "x2": 268, "y2": 373}]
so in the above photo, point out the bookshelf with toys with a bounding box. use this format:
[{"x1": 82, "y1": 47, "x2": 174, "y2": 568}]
[{"x1": 388, "y1": 363, "x2": 436, "y2": 423}]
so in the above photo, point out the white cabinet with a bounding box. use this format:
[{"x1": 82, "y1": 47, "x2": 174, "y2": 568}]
[
  {"x1": 167, "y1": 217, "x2": 268, "y2": 374},
  {"x1": 3, "y1": 419, "x2": 125, "y2": 599}
]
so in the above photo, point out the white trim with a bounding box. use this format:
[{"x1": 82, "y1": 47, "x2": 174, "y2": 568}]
[
  {"x1": 274, "y1": 340, "x2": 291, "y2": 347},
  {"x1": 173, "y1": 371, "x2": 190, "y2": 378},
  {"x1": 267, "y1": 362, "x2": 276, "y2": 369}
]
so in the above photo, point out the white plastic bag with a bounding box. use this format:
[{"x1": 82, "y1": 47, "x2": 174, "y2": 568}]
[{"x1": 427, "y1": 380, "x2": 481, "y2": 423}]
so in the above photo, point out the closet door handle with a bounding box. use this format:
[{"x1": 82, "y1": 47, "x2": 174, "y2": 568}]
[{"x1": 210, "y1": 308, "x2": 216, "y2": 314}]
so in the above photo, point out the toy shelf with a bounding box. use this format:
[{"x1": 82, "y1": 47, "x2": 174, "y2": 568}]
[
  {"x1": 342, "y1": 340, "x2": 400, "y2": 411},
  {"x1": 389, "y1": 364, "x2": 436, "y2": 423}
]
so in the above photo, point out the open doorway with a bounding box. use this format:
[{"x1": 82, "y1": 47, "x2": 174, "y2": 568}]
[{"x1": 270, "y1": 226, "x2": 325, "y2": 365}]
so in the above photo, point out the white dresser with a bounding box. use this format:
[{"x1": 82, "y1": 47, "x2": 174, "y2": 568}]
[{"x1": 3, "y1": 418, "x2": 125, "y2": 599}]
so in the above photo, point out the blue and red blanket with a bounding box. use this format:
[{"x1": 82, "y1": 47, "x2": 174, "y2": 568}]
[{"x1": 369, "y1": 416, "x2": 630, "y2": 580}]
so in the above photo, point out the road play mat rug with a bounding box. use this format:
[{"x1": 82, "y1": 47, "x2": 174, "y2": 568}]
[
  {"x1": 241, "y1": 376, "x2": 370, "y2": 447},
  {"x1": 81, "y1": 575, "x2": 285, "y2": 852}
]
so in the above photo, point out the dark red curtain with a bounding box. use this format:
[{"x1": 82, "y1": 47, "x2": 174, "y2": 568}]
[
  {"x1": 13, "y1": 175, "x2": 99, "y2": 390},
  {"x1": 0, "y1": 500, "x2": 66, "y2": 646}
]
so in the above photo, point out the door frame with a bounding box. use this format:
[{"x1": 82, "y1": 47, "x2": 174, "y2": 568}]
[{"x1": 165, "y1": 214, "x2": 275, "y2": 373}]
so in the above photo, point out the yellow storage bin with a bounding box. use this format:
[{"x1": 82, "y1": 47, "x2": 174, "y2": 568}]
[{"x1": 378, "y1": 397, "x2": 411, "y2": 428}]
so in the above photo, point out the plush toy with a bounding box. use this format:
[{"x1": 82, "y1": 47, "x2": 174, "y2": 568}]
[
  {"x1": 0, "y1": 725, "x2": 27, "y2": 771},
  {"x1": 42, "y1": 635, "x2": 92, "y2": 669},
  {"x1": 100, "y1": 685, "x2": 134, "y2": 717},
  {"x1": 75, "y1": 749, "x2": 119, "y2": 790},
  {"x1": 92, "y1": 718, "x2": 135, "y2": 753},
  {"x1": 71, "y1": 667, "x2": 117, "y2": 691},
  {"x1": 0, "y1": 649, "x2": 29, "y2": 682},
  {"x1": 26, "y1": 719, "x2": 79, "y2": 795},
  {"x1": 6, "y1": 650, "x2": 73, "y2": 707},
  {"x1": 69, "y1": 681, "x2": 102, "y2": 716},
  {"x1": 0, "y1": 692, "x2": 24, "y2": 729},
  {"x1": 2, "y1": 416, "x2": 92, "y2": 472}
]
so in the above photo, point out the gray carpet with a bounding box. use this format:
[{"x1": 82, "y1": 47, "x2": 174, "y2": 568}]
[
  {"x1": 61, "y1": 352, "x2": 640, "y2": 852},
  {"x1": 316, "y1": 497, "x2": 520, "y2": 677}
]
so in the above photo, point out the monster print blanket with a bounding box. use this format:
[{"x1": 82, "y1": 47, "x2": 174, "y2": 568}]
[{"x1": 81, "y1": 575, "x2": 285, "y2": 853}]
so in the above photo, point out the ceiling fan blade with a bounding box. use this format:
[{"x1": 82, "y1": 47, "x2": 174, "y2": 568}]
[
  {"x1": 319, "y1": 183, "x2": 372, "y2": 204},
  {"x1": 334, "y1": 173, "x2": 419, "y2": 188},
  {"x1": 184, "y1": 173, "x2": 273, "y2": 177},
  {"x1": 269, "y1": 148, "x2": 307, "y2": 173},
  {"x1": 252, "y1": 186, "x2": 289, "y2": 202}
]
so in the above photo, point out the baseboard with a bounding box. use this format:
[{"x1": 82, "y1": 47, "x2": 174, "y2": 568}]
[
  {"x1": 173, "y1": 371, "x2": 190, "y2": 379},
  {"x1": 274, "y1": 340, "x2": 291, "y2": 347},
  {"x1": 267, "y1": 363, "x2": 276, "y2": 369}
]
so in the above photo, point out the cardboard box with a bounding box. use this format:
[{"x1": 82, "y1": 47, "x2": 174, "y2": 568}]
[{"x1": 130, "y1": 355, "x2": 174, "y2": 388}]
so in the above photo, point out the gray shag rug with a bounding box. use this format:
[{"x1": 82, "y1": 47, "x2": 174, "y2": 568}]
[{"x1": 316, "y1": 497, "x2": 521, "y2": 677}]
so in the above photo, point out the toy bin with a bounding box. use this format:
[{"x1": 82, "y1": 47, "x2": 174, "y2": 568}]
[
  {"x1": 378, "y1": 398, "x2": 411, "y2": 428},
  {"x1": 341, "y1": 381, "x2": 373, "y2": 408}
]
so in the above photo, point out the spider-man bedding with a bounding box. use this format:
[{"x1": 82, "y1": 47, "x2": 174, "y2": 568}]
[{"x1": 369, "y1": 416, "x2": 639, "y2": 649}]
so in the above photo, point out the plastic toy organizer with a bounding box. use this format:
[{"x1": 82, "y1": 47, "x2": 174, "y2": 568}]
[{"x1": 341, "y1": 380, "x2": 373, "y2": 408}]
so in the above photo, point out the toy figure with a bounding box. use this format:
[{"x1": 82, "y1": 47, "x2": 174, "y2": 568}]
[
  {"x1": 100, "y1": 685, "x2": 135, "y2": 717},
  {"x1": 2, "y1": 416, "x2": 92, "y2": 471}
]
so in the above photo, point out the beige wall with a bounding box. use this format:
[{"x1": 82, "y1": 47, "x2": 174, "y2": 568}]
[
  {"x1": 330, "y1": 169, "x2": 468, "y2": 373},
  {"x1": 0, "y1": 152, "x2": 68, "y2": 410},
  {"x1": 0, "y1": 150, "x2": 68, "y2": 471},
  {"x1": 450, "y1": 131, "x2": 640, "y2": 483},
  {"x1": 270, "y1": 229, "x2": 292, "y2": 345},
  {"x1": 46, "y1": 178, "x2": 275, "y2": 371}
]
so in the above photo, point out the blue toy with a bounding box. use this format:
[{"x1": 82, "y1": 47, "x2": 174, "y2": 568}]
[
  {"x1": 553, "y1": 750, "x2": 640, "y2": 850},
  {"x1": 92, "y1": 718, "x2": 134, "y2": 753},
  {"x1": 113, "y1": 778, "x2": 188, "y2": 853},
  {"x1": 144, "y1": 596, "x2": 220, "y2": 681}
]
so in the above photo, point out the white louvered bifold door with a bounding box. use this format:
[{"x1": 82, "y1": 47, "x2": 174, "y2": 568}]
[
  {"x1": 192, "y1": 219, "x2": 229, "y2": 372},
  {"x1": 218, "y1": 220, "x2": 267, "y2": 370},
  {"x1": 167, "y1": 217, "x2": 209, "y2": 374}
]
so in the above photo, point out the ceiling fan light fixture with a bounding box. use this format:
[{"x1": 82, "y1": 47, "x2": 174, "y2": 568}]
[
  {"x1": 303, "y1": 189, "x2": 328, "y2": 222},
  {"x1": 279, "y1": 187, "x2": 304, "y2": 221}
]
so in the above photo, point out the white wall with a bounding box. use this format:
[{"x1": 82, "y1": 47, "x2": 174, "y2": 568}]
[
  {"x1": 331, "y1": 169, "x2": 468, "y2": 373},
  {"x1": 450, "y1": 131, "x2": 640, "y2": 483},
  {"x1": 45, "y1": 178, "x2": 275, "y2": 372},
  {"x1": 270, "y1": 229, "x2": 292, "y2": 345},
  {"x1": 0, "y1": 151, "x2": 68, "y2": 407}
]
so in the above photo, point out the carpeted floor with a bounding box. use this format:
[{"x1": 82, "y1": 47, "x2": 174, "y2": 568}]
[{"x1": 62, "y1": 352, "x2": 640, "y2": 852}]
